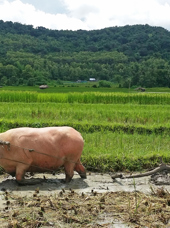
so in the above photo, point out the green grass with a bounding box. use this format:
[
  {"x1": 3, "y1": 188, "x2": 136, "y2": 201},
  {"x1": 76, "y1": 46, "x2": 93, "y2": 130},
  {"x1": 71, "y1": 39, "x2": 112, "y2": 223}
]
[
  {"x1": 0, "y1": 87, "x2": 170, "y2": 172},
  {"x1": 1, "y1": 103, "x2": 170, "y2": 129},
  {"x1": 82, "y1": 131, "x2": 170, "y2": 171},
  {"x1": 1, "y1": 90, "x2": 170, "y2": 104},
  {"x1": 1, "y1": 85, "x2": 170, "y2": 93}
]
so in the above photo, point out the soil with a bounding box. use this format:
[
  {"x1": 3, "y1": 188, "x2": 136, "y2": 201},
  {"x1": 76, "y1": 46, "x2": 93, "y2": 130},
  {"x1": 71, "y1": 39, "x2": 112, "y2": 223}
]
[{"x1": 0, "y1": 171, "x2": 170, "y2": 227}]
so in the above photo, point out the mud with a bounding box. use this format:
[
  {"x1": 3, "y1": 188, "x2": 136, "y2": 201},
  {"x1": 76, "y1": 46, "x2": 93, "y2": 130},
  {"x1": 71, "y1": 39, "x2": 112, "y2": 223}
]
[
  {"x1": 0, "y1": 172, "x2": 170, "y2": 227},
  {"x1": 1, "y1": 171, "x2": 170, "y2": 196}
]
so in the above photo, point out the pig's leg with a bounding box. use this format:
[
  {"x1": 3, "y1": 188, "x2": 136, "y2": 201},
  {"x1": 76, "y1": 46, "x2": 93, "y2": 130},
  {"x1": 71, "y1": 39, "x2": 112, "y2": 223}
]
[
  {"x1": 15, "y1": 165, "x2": 27, "y2": 185},
  {"x1": 74, "y1": 159, "x2": 86, "y2": 179},
  {"x1": 15, "y1": 165, "x2": 42, "y2": 185},
  {"x1": 63, "y1": 162, "x2": 75, "y2": 183}
]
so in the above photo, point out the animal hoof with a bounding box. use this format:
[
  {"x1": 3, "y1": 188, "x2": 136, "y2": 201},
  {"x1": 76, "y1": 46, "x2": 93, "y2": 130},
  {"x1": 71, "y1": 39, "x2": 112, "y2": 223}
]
[{"x1": 80, "y1": 173, "x2": 87, "y2": 179}]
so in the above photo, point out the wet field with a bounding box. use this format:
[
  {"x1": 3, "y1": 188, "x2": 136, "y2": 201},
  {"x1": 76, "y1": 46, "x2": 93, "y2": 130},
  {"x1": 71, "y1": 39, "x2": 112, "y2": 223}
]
[{"x1": 0, "y1": 172, "x2": 170, "y2": 227}]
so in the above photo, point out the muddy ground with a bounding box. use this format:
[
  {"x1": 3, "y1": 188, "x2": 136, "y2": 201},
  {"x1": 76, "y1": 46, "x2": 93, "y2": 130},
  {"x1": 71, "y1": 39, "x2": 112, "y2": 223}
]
[{"x1": 0, "y1": 171, "x2": 170, "y2": 227}]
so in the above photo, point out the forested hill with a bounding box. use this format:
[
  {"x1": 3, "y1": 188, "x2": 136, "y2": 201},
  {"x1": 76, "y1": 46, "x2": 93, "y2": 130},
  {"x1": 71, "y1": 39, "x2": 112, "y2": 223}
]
[
  {"x1": 0, "y1": 20, "x2": 170, "y2": 87},
  {"x1": 1, "y1": 20, "x2": 170, "y2": 59}
]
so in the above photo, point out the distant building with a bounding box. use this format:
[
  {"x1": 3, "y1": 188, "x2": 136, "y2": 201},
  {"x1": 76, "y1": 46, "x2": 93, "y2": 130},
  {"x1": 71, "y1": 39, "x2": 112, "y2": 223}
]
[
  {"x1": 135, "y1": 87, "x2": 145, "y2": 92},
  {"x1": 89, "y1": 78, "x2": 96, "y2": 82},
  {"x1": 39, "y1": 85, "x2": 48, "y2": 89}
]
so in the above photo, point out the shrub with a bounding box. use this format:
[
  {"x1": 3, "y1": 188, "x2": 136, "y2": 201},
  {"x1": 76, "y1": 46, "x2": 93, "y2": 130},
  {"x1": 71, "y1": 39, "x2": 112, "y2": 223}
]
[{"x1": 98, "y1": 80, "x2": 111, "y2": 88}]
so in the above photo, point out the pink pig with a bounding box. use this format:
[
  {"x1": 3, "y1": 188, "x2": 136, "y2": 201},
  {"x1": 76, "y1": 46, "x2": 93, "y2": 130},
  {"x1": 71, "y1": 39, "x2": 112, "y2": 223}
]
[{"x1": 0, "y1": 126, "x2": 86, "y2": 184}]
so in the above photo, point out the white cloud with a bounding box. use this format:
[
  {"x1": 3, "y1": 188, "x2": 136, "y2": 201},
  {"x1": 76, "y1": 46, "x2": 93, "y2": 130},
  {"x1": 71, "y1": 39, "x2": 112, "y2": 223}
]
[
  {"x1": 62, "y1": 0, "x2": 170, "y2": 30},
  {"x1": 0, "y1": 0, "x2": 170, "y2": 30},
  {"x1": 0, "y1": 0, "x2": 89, "y2": 30},
  {"x1": 63, "y1": 0, "x2": 170, "y2": 30}
]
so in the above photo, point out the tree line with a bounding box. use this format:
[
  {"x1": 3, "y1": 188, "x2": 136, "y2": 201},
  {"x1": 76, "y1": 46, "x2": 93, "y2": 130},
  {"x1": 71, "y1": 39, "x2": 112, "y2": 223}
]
[{"x1": 0, "y1": 20, "x2": 170, "y2": 87}]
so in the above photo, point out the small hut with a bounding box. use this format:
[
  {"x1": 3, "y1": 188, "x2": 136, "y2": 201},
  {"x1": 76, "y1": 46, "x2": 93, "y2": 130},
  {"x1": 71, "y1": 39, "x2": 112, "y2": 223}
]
[
  {"x1": 135, "y1": 87, "x2": 145, "y2": 92},
  {"x1": 39, "y1": 85, "x2": 48, "y2": 89}
]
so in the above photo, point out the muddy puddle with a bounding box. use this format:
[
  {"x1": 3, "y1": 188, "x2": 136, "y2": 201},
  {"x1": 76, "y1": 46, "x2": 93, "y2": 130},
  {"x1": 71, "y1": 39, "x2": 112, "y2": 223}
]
[
  {"x1": 1, "y1": 171, "x2": 170, "y2": 196},
  {"x1": 0, "y1": 172, "x2": 170, "y2": 227}
]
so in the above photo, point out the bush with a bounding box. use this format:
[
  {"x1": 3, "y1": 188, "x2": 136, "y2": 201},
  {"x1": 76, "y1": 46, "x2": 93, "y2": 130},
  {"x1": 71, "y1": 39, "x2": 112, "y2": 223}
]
[
  {"x1": 56, "y1": 79, "x2": 63, "y2": 85},
  {"x1": 92, "y1": 84, "x2": 98, "y2": 88},
  {"x1": 98, "y1": 80, "x2": 111, "y2": 88}
]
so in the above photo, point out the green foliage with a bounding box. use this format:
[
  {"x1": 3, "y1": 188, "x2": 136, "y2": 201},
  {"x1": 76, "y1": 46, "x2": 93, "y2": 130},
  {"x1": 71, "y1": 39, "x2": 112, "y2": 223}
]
[
  {"x1": 0, "y1": 20, "x2": 170, "y2": 87},
  {"x1": 56, "y1": 79, "x2": 63, "y2": 85},
  {"x1": 98, "y1": 80, "x2": 111, "y2": 88}
]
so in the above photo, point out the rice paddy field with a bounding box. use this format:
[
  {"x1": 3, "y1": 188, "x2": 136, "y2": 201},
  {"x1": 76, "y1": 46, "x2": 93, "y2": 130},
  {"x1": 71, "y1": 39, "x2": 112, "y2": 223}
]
[{"x1": 0, "y1": 88, "x2": 170, "y2": 172}]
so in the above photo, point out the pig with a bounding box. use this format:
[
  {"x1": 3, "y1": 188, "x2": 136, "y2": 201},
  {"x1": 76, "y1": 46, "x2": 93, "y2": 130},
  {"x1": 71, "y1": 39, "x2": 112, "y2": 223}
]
[{"x1": 0, "y1": 126, "x2": 86, "y2": 185}]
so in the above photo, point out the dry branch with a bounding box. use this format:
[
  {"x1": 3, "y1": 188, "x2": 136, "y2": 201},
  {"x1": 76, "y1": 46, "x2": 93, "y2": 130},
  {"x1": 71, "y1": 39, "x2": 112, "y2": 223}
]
[{"x1": 111, "y1": 162, "x2": 170, "y2": 180}]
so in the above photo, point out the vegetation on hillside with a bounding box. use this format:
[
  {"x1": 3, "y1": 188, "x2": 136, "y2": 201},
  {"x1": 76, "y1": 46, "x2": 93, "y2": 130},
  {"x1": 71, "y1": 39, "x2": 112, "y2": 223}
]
[{"x1": 0, "y1": 20, "x2": 170, "y2": 87}]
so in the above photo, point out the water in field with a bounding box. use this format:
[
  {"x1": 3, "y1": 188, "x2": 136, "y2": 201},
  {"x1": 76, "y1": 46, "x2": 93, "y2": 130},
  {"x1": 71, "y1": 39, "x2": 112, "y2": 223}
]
[{"x1": 0, "y1": 172, "x2": 170, "y2": 227}]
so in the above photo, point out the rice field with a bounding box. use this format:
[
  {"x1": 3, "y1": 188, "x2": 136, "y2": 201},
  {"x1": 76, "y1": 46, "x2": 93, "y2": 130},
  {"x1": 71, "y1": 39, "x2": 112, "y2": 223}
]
[
  {"x1": 0, "y1": 90, "x2": 170, "y2": 172},
  {"x1": 0, "y1": 90, "x2": 170, "y2": 104}
]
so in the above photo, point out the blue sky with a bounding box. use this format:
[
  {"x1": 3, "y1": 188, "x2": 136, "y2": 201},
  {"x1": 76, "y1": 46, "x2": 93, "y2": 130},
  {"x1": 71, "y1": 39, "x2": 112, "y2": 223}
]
[{"x1": 0, "y1": 0, "x2": 170, "y2": 31}]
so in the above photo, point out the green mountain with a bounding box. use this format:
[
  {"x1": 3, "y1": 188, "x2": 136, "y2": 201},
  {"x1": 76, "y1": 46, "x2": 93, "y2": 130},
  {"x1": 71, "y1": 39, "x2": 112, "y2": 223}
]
[{"x1": 0, "y1": 20, "x2": 170, "y2": 87}]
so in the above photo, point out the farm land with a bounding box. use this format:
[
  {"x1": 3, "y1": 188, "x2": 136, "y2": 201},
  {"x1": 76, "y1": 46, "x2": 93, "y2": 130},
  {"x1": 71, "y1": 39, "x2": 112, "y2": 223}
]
[
  {"x1": 1, "y1": 86, "x2": 170, "y2": 172},
  {"x1": 0, "y1": 85, "x2": 170, "y2": 227}
]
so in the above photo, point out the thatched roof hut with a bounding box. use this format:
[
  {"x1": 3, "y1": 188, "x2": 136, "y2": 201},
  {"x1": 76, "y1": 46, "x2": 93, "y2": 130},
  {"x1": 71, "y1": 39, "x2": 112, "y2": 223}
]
[
  {"x1": 39, "y1": 85, "x2": 48, "y2": 89},
  {"x1": 135, "y1": 87, "x2": 145, "y2": 92}
]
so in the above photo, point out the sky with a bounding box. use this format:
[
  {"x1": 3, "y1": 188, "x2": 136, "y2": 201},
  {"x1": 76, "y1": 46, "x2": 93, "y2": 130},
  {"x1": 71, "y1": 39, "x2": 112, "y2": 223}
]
[{"x1": 0, "y1": 0, "x2": 170, "y2": 31}]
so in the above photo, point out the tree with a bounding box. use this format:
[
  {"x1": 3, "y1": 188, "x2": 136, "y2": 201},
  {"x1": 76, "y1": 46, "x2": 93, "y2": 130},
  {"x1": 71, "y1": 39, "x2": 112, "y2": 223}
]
[
  {"x1": 0, "y1": 76, "x2": 7, "y2": 85},
  {"x1": 4, "y1": 65, "x2": 18, "y2": 79},
  {"x1": 22, "y1": 65, "x2": 34, "y2": 79},
  {"x1": 0, "y1": 21, "x2": 170, "y2": 87},
  {"x1": 27, "y1": 78, "x2": 35, "y2": 86},
  {"x1": 8, "y1": 76, "x2": 18, "y2": 85}
]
